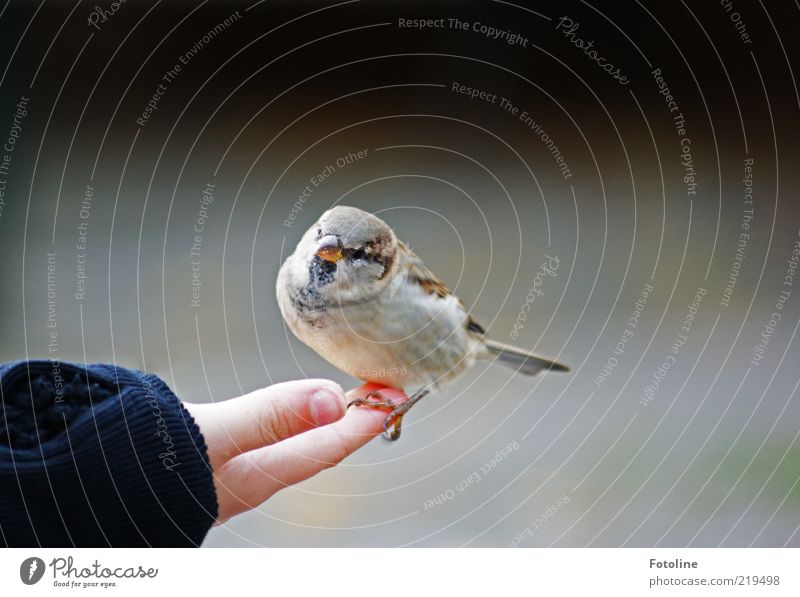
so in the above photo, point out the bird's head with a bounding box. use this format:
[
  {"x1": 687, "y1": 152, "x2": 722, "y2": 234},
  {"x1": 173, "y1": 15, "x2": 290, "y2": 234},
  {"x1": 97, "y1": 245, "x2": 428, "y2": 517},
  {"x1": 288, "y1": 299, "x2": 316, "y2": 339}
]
[{"x1": 287, "y1": 205, "x2": 398, "y2": 307}]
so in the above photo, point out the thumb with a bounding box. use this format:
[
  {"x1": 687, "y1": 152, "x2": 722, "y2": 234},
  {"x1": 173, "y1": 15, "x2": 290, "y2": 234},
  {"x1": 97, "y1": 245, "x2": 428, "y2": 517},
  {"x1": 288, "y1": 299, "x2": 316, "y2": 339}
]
[{"x1": 187, "y1": 379, "x2": 346, "y2": 470}]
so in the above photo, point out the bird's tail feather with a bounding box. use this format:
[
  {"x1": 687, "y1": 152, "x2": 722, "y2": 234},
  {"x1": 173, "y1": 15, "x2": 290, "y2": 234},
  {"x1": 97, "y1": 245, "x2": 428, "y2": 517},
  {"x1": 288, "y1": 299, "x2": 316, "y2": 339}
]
[{"x1": 483, "y1": 339, "x2": 569, "y2": 376}]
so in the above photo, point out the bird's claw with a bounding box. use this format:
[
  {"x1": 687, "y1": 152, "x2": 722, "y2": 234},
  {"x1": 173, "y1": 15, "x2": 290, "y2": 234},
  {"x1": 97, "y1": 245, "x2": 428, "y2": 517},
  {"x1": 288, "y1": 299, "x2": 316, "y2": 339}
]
[
  {"x1": 382, "y1": 412, "x2": 403, "y2": 441},
  {"x1": 347, "y1": 387, "x2": 431, "y2": 441},
  {"x1": 346, "y1": 390, "x2": 397, "y2": 411}
]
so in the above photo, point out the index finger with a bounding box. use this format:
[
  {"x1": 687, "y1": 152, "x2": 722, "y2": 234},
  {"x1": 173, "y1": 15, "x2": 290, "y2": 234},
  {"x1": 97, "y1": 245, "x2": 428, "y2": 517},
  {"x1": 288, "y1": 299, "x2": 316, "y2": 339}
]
[
  {"x1": 216, "y1": 384, "x2": 407, "y2": 509},
  {"x1": 265, "y1": 382, "x2": 408, "y2": 475}
]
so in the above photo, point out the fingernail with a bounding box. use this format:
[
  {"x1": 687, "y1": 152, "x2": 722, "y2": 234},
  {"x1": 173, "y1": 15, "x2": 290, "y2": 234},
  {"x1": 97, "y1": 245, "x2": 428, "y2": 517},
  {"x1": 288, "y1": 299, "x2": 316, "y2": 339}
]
[{"x1": 310, "y1": 387, "x2": 345, "y2": 425}]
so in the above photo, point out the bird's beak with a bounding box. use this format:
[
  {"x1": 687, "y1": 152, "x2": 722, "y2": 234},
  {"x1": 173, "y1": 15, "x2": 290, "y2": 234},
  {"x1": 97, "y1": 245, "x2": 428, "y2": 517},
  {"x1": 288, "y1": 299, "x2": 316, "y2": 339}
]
[{"x1": 315, "y1": 235, "x2": 342, "y2": 263}]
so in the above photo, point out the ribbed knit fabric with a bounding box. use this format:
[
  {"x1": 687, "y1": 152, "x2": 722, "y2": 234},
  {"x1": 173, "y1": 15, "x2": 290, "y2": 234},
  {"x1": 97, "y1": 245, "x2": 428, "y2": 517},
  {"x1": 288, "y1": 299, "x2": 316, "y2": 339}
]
[{"x1": 0, "y1": 360, "x2": 218, "y2": 547}]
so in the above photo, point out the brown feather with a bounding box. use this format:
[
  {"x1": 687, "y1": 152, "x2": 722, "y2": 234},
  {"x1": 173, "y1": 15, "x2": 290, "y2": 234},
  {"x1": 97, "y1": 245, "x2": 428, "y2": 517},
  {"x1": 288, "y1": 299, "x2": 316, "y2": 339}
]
[
  {"x1": 400, "y1": 241, "x2": 487, "y2": 336},
  {"x1": 466, "y1": 316, "x2": 486, "y2": 336},
  {"x1": 402, "y1": 243, "x2": 451, "y2": 300}
]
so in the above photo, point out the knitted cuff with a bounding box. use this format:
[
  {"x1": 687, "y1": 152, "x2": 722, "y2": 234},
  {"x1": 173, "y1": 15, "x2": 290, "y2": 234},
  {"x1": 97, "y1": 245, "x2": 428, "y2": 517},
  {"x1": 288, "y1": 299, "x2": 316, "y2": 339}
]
[{"x1": 0, "y1": 360, "x2": 218, "y2": 547}]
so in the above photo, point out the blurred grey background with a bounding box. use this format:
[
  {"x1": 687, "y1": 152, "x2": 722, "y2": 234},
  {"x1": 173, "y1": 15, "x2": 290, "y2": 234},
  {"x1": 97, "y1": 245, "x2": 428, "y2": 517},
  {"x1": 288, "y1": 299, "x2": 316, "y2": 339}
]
[{"x1": 1, "y1": 0, "x2": 799, "y2": 546}]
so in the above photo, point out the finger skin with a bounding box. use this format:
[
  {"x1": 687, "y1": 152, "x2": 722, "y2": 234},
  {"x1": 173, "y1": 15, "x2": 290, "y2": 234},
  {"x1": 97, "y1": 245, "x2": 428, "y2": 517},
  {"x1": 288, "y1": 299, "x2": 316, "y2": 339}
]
[
  {"x1": 213, "y1": 383, "x2": 406, "y2": 522},
  {"x1": 187, "y1": 379, "x2": 346, "y2": 471}
]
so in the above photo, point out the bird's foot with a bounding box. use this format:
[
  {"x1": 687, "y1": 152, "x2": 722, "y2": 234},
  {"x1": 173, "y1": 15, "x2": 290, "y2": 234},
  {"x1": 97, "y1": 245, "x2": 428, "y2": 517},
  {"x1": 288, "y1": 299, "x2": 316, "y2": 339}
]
[
  {"x1": 347, "y1": 387, "x2": 431, "y2": 441},
  {"x1": 380, "y1": 387, "x2": 431, "y2": 441},
  {"x1": 347, "y1": 390, "x2": 402, "y2": 440},
  {"x1": 346, "y1": 390, "x2": 397, "y2": 412}
]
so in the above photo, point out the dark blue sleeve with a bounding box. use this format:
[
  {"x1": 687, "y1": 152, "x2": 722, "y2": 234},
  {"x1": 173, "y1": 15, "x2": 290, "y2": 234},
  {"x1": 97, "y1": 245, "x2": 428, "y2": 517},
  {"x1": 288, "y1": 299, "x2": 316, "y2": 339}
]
[{"x1": 0, "y1": 360, "x2": 218, "y2": 547}]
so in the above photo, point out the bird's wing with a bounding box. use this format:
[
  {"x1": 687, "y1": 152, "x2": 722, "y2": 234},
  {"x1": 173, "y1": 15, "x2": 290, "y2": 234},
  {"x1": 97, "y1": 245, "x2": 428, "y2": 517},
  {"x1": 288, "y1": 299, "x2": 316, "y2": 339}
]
[{"x1": 400, "y1": 241, "x2": 487, "y2": 336}]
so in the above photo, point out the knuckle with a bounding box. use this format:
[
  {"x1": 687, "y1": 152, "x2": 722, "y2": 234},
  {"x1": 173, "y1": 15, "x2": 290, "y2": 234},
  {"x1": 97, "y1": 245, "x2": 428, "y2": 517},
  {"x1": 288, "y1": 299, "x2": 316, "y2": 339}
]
[
  {"x1": 321, "y1": 432, "x2": 351, "y2": 468},
  {"x1": 259, "y1": 398, "x2": 297, "y2": 443}
]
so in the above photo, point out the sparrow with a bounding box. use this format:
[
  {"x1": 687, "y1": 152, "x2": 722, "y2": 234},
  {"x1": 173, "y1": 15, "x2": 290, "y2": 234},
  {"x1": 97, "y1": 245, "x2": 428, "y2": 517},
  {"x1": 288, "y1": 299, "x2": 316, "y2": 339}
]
[{"x1": 276, "y1": 205, "x2": 569, "y2": 440}]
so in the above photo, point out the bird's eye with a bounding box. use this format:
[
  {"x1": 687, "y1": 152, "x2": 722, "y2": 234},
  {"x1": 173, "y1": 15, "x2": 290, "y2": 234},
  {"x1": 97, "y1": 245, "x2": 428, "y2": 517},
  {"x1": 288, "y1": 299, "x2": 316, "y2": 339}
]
[{"x1": 350, "y1": 248, "x2": 366, "y2": 260}]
